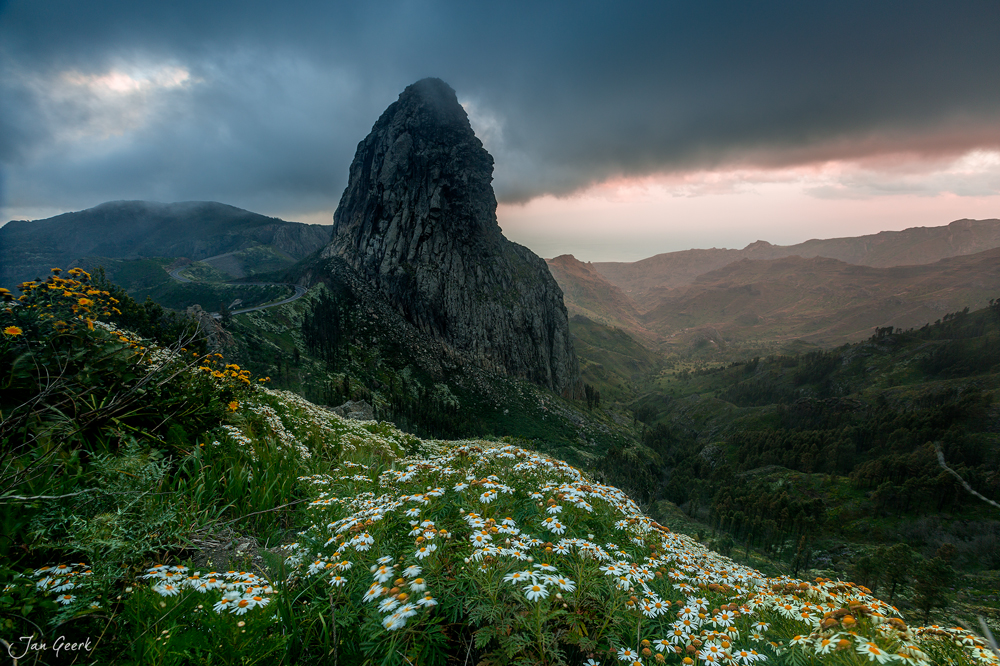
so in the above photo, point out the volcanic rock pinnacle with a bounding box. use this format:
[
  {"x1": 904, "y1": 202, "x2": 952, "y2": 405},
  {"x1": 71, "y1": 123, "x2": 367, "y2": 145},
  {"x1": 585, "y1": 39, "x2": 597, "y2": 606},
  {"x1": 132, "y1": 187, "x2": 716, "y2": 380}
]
[{"x1": 323, "y1": 78, "x2": 579, "y2": 394}]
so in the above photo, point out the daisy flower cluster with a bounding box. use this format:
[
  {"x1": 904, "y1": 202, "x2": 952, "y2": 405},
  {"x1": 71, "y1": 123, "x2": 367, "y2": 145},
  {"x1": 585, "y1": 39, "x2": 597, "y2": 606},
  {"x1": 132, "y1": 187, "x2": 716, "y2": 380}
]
[
  {"x1": 258, "y1": 387, "x2": 418, "y2": 459},
  {"x1": 502, "y1": 562, "x2": 576, "y2": 602},
  {"x1": 362, "y1": 557, "x2": 438, "y2": 630},
  {"x1": 141, "y1": 565, "x2": 275, "y2": 616},
  {"x1": 29, "y1": 562, "x2": 94, "y2": 606},
  {"x1": 75, "y1": 380, "x2": 994, "y2": 666},
  {"x1": 213, "y1": 424, "x2": 257, "y2": 459},
  {"x1": 277, "y1": 436, "x2": 997, "y2": 666}
]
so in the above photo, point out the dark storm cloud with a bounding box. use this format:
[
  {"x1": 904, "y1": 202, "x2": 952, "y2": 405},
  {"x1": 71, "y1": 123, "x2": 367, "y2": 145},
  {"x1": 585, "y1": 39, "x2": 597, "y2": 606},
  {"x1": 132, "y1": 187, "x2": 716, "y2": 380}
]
[{"x1": 2, "y1": 0, "x2": 999, "y2": 217}]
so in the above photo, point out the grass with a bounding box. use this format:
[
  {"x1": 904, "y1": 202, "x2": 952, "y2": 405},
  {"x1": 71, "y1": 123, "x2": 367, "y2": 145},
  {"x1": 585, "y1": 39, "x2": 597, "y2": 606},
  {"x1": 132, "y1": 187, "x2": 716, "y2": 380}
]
[
  {"x1": 0, "y1": 285, "x2": 995, "y2": 664},
  {"x1": 7, "y1": 390, "x2": 996, "y2": 665}
]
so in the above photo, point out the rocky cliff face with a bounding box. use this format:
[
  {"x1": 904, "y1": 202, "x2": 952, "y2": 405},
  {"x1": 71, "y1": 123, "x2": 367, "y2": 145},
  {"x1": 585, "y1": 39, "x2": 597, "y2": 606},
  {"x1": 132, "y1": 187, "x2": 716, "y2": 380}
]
[{"x1": 323, "y1": 78, "x2": 579, "y2": 394}]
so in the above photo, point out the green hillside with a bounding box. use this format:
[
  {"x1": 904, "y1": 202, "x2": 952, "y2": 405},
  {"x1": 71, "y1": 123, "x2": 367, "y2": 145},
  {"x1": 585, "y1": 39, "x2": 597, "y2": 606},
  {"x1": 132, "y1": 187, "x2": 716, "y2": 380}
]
[
  {"x1": 0, "y1": 200, "x2": 331, "y2": 291},
  {"x1": 2, "y1": 270, "x2": 996, "y2": 665},
  {"x1": 600, "y1": 302, "x2": 1000, "y2": 630},
  {"x1": 221, "y1": 281, "x2": 637, "y2": 468},
  {"x1": 66, "y1": 257, "x2": 293, "y2": 313},
  {"x1": 570, "y1": 314, "x2": 662, "y2": 404}
]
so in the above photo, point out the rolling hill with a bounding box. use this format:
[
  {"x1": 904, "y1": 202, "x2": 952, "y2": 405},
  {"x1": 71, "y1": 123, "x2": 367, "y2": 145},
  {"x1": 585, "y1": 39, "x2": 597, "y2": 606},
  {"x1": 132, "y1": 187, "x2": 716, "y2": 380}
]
[
  {"x1": 546, "y1": 219, "x2": 1000, "y2": 353},
  {"x1": 0, "y1": 200, "x2": 331, "y2": 289},
  {"x1": 545, "y1": 254, "x2": 648, "y2": 334}
]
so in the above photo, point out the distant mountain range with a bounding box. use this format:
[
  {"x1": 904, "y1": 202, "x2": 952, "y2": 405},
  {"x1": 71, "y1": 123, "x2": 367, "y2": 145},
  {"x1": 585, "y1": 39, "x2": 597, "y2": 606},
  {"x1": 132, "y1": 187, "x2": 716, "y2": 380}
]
[
  {"x1": 644, "y1": 248, "x2": 1000, "y2": 346},
  {"x1": 548, "y1": 218, "x2": 1000, "y2": 349},
  {"x1": 0, "y1": 200, "x2": 331, "y2": 289},
  {"x1": 591, "y1": 218, "x2": 1000, "y2": 306}
]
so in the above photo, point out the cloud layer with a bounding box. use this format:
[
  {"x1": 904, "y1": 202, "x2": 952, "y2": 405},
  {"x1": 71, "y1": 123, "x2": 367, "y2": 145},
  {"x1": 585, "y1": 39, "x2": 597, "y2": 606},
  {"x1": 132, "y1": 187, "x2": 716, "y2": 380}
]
[{"x1": 2, "y1": 0, "x2": 1000, "y2": 225}]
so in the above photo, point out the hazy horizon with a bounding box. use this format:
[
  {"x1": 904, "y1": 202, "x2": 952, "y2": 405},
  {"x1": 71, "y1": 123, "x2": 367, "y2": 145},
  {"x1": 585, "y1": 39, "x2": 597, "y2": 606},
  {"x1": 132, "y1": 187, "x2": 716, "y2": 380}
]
[{"x1": 4, "y1": 198, "x2": 998, "y2": 265}]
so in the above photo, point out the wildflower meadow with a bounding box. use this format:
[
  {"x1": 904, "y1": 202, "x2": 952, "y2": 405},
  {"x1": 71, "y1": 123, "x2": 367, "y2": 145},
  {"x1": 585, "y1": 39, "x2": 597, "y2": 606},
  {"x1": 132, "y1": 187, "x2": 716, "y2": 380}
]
[{"x1": 1, "y1": 271, "x2": 998, "y2": 665}]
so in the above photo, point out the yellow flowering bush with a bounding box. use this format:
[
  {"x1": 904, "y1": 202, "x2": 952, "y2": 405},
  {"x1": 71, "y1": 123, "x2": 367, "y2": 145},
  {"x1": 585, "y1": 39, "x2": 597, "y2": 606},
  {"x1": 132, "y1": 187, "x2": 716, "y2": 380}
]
[
  {"x1": 9, "y1": 267, "x2": 120, "y2": 331},
  {"x1": 0, "y1": 267, "x2": 268, "y2": 462}
]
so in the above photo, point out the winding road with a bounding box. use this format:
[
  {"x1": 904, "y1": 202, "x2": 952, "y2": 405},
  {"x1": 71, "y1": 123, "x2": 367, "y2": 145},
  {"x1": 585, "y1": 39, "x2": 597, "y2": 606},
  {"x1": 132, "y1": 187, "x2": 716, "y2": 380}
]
[
  {"x1": 168, "y1": 266, "x2": 193, "y2": 283},
  {"x1": 167, "y1": 263, "x2": 308, "y2": 318}
]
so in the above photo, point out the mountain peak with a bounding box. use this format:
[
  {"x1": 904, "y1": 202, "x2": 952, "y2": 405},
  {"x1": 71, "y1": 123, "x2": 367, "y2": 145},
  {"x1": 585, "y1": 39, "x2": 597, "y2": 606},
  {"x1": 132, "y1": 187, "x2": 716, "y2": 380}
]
[
  {"x1": 395, "y1": 77, "x2": 469, "y2": 129},
  {"x1": 323, "y1": 80, "x2": 579, "y2": 394}
]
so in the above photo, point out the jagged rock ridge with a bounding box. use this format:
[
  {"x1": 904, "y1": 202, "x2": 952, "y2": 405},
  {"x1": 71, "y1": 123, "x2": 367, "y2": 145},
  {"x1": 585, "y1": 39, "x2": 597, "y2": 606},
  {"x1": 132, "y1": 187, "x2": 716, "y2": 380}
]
[{"x1": 323, "y1": 78, "x2": 579, "y2": 394}]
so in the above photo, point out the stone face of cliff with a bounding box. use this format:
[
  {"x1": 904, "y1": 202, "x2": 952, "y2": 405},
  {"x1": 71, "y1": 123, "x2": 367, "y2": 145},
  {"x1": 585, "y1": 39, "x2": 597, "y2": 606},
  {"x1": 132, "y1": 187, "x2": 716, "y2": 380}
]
[{"x1": 323, "y1": 78, "x2": 579, "y2": 394}]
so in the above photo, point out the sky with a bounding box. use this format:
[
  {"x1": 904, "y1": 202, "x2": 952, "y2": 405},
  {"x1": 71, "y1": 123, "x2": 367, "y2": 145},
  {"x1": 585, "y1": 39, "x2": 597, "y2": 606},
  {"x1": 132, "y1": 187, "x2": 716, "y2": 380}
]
[{"x1": 2, "y1": 1, "x2": 1000, "y2": 261}]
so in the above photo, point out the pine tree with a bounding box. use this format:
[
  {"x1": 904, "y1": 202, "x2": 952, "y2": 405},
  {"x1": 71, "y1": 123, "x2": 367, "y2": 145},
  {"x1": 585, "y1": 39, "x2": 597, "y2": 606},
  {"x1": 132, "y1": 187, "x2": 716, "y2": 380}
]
[
  {"x1": 851, "y1": 552, "x2": 880, "y2": 594},
  {"x1": 913, "y1": 556, "x2": 955, "y2": 624},
  {"x1": 791, "y1": 535, "x2": 811, "y2": 577},
  {"x1": 878, "y1": 543, "x2": 914, "y2": 607},
  {"x1": 218, "y1": 301, "x2": 232, "y2": 327}
]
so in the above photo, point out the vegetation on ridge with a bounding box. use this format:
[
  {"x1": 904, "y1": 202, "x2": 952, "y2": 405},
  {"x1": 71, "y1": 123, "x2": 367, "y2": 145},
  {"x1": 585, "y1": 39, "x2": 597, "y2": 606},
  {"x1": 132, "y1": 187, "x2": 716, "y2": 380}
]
[
  {"x1": 578, "y1": 302, "x2": 1000, "y2": 635},
  {"x1": 2, "y1": 269, "x2": 999, "y2": 665}
]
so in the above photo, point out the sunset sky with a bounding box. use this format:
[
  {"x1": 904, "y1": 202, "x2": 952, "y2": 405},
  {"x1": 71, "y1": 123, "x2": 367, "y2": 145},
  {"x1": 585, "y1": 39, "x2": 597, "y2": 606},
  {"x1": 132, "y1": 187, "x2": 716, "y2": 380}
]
[{"x1": 2, "y1": 1, "x2": 999, "y2": 261}]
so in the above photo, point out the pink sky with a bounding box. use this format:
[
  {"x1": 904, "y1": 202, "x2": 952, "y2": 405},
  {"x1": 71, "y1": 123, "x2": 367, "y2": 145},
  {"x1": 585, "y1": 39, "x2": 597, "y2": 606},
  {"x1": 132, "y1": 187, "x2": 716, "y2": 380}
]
[
  {"x1": 5, "y1": 145, "x2": 999, "y2": 265},
  {"x1": 496, "y1": 151, "x2": 1000, "y2": 261}
]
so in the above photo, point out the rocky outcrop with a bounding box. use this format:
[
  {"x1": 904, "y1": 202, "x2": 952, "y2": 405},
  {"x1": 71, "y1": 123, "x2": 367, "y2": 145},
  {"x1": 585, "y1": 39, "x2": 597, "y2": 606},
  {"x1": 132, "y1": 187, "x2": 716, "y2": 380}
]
[
  {"x1": 328, "y1": 399, "x2": 375, "y2": 421},
  {"x1": 323, "y1": 78, "x2": 579, "y2": 394},
  {"x1": 185, "y1": 304, "x2": 233, "y2": 353}
]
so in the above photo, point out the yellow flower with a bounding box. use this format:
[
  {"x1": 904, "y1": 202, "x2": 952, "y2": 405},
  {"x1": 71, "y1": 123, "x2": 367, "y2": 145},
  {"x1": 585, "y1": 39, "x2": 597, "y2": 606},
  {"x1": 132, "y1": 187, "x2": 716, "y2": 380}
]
[
  {"x1": 78, "y1": 298, "x2": 93, "y2": 307},
  {"x1": 51, "y1": 268, "x2": 61, "y2": 274},
  {"x1": 227, "y1": 401, "x2": 239, "y2": 412},
  {"x1": 3, "y1": 325, "x2": 23, "y2": 337}
]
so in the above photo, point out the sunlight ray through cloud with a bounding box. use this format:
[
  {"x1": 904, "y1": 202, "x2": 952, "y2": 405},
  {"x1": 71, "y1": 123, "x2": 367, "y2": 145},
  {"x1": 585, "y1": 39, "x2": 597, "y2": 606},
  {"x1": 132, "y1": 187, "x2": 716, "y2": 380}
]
[
  {"x1": 61, "y1": 65, "x2": 194, "y2": 94},
  {"x1": 29, "y1": 63, "x2": 200, "y2": 146}
]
